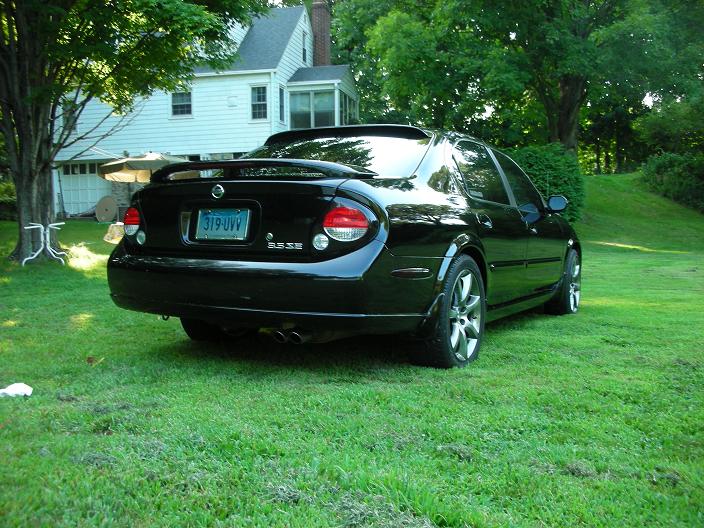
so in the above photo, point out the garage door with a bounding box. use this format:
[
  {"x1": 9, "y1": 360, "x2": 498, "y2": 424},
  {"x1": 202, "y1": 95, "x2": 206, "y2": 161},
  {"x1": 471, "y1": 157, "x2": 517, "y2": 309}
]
[{"x1": 58, "y1": 162, "x2": 113, "y2": 215}]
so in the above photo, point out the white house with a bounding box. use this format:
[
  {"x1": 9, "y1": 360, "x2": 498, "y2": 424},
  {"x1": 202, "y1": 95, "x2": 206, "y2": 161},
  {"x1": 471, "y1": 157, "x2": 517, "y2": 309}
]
[{"x1": 55, "y1": 3, "x2": 358, "y2": 215}]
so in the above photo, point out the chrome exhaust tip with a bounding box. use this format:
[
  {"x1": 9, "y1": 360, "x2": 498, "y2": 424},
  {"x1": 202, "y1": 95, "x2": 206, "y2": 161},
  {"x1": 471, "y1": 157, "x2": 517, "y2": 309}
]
[
  {"x1": 272, "y1": 330, "x2": 288, "y2": 344},
  {"x1": 289, "y1": 331, "x2": 311, "y2": 345}
]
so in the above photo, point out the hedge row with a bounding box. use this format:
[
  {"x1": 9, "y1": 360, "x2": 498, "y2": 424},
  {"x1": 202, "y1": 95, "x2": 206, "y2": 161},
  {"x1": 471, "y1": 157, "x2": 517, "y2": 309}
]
[
  {"x1": 641, "y1": 153, "x2": 704, "y2": 213},
  {"x1": 508, "y1": 143, "x2": 585, "y2": 222}
]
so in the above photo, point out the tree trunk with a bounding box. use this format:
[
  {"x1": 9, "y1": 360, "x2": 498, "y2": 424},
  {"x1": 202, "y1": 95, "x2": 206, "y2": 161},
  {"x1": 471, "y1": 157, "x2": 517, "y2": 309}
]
[
  {"x1": 536, "y1": 75, "x2": 587, "y2": 151},
  {"x1": 604, "y1": 148, "x2": 611, "y2": 173},
  {"x1": 615, "y1": 133, "x2": 624, "y2": 173},
  {"x1": 595, "y1": 142, "x2": 602, "y2": 174},
  {"x1": 556, "y1": 75, "x2": 587, "y2": 151},
  {"x1": 9, "y1": 162, "x2": 56, "y2": 262}
]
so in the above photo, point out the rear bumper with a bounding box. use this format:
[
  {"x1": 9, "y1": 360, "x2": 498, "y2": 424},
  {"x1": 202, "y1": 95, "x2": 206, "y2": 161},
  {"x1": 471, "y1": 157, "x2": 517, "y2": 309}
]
[{"x1": 107, "y1": 240, "x2": 442, "y2": 335}]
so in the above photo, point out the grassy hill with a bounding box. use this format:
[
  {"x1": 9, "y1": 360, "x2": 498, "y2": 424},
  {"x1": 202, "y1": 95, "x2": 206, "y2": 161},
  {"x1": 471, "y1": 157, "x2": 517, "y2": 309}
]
[
  {"x1": 0, "y1": 174, "x2": 702, "y2": 527},
  {"x1": 577, "y1": 172, "x2": 704, "y2": 251}
]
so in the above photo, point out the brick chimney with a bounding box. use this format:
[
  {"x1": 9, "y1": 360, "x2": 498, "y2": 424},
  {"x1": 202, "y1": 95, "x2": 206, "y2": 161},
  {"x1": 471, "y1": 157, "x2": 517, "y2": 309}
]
[{"x1": 311, "y1": 0, "x2": 331, "y2": 66}]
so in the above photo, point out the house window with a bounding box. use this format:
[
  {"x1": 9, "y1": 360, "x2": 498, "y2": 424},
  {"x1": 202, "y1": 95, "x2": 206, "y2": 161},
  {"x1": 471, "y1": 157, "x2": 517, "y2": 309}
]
[
  {"x1": 279, "y1": 86, "x2": 285, "y2": 122},
  {"x1": 172, "y1": 92, "x2": 192, "y2": 116},
  {"x1": 62, "y1": 162, "x2": 97, "y2": 176},
  {"x1": 314, "y1": 92, "x2": 334, "y2": 127},
  {"x1": 290, "y1": 91, "x2": 335, "y2": 129},
  {"x1": 290, "y1": 93, "x2": 311, "y2": 129},
  {"x1": 339, "y1": 92, "x2": 358, "y2": 125},
  {"x1": 251, "y1": 86, "x2": 267, "y2": 119},
  {"x1": 302, "y1": 31, "x2": 307, "y2": 63}
]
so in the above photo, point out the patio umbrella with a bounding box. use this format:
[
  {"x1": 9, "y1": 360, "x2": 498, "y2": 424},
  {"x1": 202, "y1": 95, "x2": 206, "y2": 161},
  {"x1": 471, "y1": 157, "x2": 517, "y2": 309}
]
[{"x1": 98, "y1": 152, "x2": 189, "y2": 183}]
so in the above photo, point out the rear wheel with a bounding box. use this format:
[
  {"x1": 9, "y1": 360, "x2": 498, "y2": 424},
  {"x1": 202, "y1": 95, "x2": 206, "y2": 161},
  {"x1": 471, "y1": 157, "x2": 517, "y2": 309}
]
[
  {"x1": 545, "y1": 249, "x2": 581, "y2": 315},
  {"x1": 414, "y1": 255, "x2": 486, "y2": 368}
]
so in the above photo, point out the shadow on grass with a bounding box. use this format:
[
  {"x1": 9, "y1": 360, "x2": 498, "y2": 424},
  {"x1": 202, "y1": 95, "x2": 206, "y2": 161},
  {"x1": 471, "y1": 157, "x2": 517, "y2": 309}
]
[
  {"x1": 145, "y1": 308, "x2": 548, "y2": 373},
  {"x1": 147, "y1": 332, "x2": 413, "y2": 373}
]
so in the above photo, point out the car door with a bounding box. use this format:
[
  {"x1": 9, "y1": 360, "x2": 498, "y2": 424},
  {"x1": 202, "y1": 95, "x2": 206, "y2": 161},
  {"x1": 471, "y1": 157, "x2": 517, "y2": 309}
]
[
  {"x1": 492, "y1": 150, "x2": 566, "y2": 293},
  {"x1": 452, "y1": 141, "x2": 528, "y2": 306}
]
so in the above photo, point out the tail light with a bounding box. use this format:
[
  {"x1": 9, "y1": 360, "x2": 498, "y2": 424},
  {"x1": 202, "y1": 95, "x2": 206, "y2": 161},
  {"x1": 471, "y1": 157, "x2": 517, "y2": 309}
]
[
  {"x1": 123, "y1": 207, "x2": 140, "y2": 236},
  {"x1": 323, "y1": 206, "x2": 369, "y2": 241}
]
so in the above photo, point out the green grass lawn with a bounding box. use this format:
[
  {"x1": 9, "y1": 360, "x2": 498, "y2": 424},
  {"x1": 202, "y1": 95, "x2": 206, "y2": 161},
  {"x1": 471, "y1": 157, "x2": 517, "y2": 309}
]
[{"x1": 1, "y1": 174, "x2": 702, "y2": 527}]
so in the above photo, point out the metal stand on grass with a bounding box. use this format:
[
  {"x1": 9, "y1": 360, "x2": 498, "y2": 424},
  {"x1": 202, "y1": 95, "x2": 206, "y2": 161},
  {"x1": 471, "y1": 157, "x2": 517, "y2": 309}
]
[{"x1": 21, "y1": 222, "x2": 67, "y2": 266}]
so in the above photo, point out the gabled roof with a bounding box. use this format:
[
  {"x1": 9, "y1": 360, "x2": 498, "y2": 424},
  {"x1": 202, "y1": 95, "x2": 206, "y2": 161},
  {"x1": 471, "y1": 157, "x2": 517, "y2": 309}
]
[
  {"x1": 288, "y1": 65, "x2": 350, "y2": 82},
  {"x1": 194, "y1": 6, "x2": 306, "y2": 74}
]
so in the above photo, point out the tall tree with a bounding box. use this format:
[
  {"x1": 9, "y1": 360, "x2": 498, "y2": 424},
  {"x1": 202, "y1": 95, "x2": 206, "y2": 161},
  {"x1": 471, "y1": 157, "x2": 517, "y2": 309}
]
[
  {"x1": 0, "y1": 0, "x2": 268, "y2": 261},
  {"x1": 335, "y1": 0, "x2": 702, "y2": 151}
]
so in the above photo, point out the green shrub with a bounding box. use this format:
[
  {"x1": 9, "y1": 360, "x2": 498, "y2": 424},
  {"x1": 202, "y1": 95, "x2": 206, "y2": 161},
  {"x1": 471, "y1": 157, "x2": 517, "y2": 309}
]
[
  {"x1": 508, "y1": 143, "x2": 585, "y2": 222},
  {"x1": 0, "y1": 180, "x2": 16, "y2": 221},
  {"x1": 641, "y1": 152, "x2": 704, "y2": 213}
]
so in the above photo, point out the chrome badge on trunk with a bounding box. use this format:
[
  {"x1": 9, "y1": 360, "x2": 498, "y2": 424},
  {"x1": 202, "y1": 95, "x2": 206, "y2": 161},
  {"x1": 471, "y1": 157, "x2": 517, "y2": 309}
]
[
  {"x1": 265, "y1": 232, "x2": 303, "y2": 250},
  {"x1": 267, "y1": 241, "x2": 304, "y2": 250}
]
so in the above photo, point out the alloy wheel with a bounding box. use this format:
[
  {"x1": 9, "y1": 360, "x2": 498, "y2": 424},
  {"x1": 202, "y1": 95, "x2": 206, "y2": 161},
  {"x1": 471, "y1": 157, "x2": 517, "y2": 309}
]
[
  {"x1": 448, "y1": 270, "x2": 482, "y2": 361},
  {"x1": 569, "y1": 261, "x2": 581, "y2": 312}
]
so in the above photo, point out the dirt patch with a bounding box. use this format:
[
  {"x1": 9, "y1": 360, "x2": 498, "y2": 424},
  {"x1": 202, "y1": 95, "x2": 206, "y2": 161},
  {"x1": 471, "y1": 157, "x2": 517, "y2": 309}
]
[
  {"x1": 435, "y1": 443, "x2": 475, "y2": 462},
  {"x1": 564, "y1": 460, "x2": 597, "y2": 478},
  {"x1": 333, "y1": 492, "x2": 436, "y2": 528}
]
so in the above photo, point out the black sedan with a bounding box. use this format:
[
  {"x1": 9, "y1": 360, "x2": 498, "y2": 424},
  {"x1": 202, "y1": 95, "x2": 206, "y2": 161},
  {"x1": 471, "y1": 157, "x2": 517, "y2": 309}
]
[{"x1": 107, "y1": 125, "x2": 581, "y2": 368}]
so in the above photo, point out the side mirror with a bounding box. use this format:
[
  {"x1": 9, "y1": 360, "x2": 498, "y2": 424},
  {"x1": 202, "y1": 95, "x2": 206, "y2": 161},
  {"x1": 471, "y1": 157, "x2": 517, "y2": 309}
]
[
  {"x1": 518, "y1": 202, "x2": 541, "y2": 224},
  {"x1": 547, "y1": 195, "x2": 568, "y2": 213}
]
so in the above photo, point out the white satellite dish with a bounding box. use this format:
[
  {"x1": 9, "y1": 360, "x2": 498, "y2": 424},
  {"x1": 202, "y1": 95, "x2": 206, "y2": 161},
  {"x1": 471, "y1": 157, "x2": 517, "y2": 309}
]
[{"x1": 95, "y1": 195, "x2": 118, "y2": 223}]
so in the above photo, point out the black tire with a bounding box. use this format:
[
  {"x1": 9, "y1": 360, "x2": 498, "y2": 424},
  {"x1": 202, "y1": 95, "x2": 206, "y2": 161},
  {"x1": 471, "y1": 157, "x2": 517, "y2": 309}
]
[
  {"x1": 413, "y1": 255, "x2": 486, "y2": 368},
  {"x1": 180, "y1": 318, "x2": 227, "y2": 342},
  {"x1": 545, "y1": 248, "x2": 581, "y2": 315}
]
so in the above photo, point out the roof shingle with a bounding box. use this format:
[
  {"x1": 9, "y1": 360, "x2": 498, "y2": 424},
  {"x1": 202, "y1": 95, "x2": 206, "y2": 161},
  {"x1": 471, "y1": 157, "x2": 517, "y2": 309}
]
[
  {"x1": 288, "y1": 65, "x2": 350, "y2": 82},
  {"x1": 194, "y1": 6, "x2": 305, "y2": 73}
]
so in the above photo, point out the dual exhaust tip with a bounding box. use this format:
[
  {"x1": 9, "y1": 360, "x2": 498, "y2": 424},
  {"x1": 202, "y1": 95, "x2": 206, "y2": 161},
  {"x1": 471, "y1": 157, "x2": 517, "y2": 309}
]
[{"x1": 272, "y1": 329, "x2": 310, "y2": 345}]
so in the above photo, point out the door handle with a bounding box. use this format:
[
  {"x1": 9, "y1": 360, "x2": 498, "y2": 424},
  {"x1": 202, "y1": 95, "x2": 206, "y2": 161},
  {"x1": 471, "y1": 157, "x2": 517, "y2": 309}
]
[{"x1": 475, "y1": 213, "x2": 493, "y2": 229}]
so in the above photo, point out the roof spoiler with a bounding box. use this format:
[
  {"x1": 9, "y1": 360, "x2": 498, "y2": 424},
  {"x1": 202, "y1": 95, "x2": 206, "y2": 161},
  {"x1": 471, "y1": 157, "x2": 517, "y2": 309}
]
[
  {"x1": 264, "y1": 124, "x2": 431, "y2": 146},
  {"x1": 150, "y1": 158, "x2": 378, "y2": 183}
]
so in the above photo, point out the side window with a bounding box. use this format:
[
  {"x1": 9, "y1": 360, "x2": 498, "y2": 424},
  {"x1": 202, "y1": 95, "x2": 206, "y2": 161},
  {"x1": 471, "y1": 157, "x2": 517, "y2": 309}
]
[
  {"x1": 453, "y1": 141, "x2": 510, "y2": 205},
  {"x1": 494, "y1": 151, "x2": 544, "y2": 208},
  {"x1": 251, "y1": 86, "x2": 267, "y2": 120}
]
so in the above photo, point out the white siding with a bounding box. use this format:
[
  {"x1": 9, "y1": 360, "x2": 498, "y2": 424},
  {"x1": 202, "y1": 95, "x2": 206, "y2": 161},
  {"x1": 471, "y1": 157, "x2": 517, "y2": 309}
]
[
  {"x1": 229, "y1": 23, "x2": 249, "y2": 45},
  {"x1": 272, "y1": 10, "x2": 311, "y2": 134},
  {"x1": 339, "y1": 70, "x2": 358, "y2": 101},
  {"x1": 288, "y1": 82, "x2": 338, "y2": 93},
  {"x1": 57, "y1": 72, "x2": 274, "y2": 162},
  {"x1": 54, "y1": 7, "x2": 356, "y2": 214}
]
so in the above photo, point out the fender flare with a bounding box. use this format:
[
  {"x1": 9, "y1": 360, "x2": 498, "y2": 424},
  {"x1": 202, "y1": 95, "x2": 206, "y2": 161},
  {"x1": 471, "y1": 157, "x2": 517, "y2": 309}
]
[{"x1": 416, "y1": 234, "x2": 488, "y2": 338}]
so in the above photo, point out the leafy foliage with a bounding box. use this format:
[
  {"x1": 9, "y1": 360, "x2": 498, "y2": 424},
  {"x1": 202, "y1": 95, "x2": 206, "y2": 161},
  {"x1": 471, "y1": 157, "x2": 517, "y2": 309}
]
[
  {"x1": 333, "y1": 0, "x2": 704, "y2": 157},
  {"x1": 578, "y1": 0, "x2": 704, "y2": 173},
  {"x1": 509, "y1": 144, "x2": 585, "y2": 221},
  {"x1": 636, "y1": 92, "x2": 704, "y2": 155},
  {"x1": 0, "y1": 181, "x2": 17, "y2": 220},
  {"x1": 0, "y1": 0, "x2": 269, "y2": 259},
  {"x1": 641, "y1": 153, "x2": 704, "y2": 212}
]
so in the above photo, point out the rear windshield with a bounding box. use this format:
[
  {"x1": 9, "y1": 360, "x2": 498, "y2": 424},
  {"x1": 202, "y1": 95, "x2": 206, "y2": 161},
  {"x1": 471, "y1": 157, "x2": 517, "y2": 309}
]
[{"x1": 243, "y1": 135, "x2": 431, "y2": 178}]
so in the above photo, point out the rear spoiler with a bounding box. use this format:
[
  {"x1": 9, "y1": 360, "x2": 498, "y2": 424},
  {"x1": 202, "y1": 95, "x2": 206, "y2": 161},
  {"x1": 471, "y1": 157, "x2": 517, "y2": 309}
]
[
  {"x1": 265, "y1": 124, "x2": 431, "y2": 145},
  {"x1": 150, "y1": 158, "x2": 378, "y2": 183}
]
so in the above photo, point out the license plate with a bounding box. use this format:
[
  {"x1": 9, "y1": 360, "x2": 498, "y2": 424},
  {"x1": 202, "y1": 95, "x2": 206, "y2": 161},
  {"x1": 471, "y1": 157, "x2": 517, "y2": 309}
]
[{"x1": 195, "y1": 208, "x2": 250, "y2": 240}]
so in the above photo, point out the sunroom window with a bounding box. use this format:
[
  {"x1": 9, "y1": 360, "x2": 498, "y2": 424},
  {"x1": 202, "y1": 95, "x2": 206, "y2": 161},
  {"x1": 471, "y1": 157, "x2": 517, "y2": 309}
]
[{"x1": 290, "y1": 91, "x2": 335, "y2": 129}]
